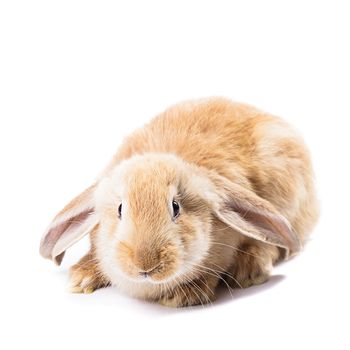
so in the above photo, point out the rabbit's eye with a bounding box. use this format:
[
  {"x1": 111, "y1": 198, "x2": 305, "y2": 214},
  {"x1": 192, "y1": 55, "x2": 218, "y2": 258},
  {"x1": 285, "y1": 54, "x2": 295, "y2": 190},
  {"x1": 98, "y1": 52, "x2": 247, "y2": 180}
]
[
  {"x1": 118, "y1": 203, "x2": 122, "y2": 219},
  {"x1": 172, "y1": 200, "x2": 180, "y2": 218}
]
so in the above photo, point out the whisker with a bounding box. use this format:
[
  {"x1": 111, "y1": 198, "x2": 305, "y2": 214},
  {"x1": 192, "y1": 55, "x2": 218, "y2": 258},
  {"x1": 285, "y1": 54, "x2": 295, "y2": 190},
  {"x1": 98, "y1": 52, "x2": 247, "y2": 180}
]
[
  {"x1": 187, "y1": 280, "x2": 206, "y2": 308},
  {"x1": 174, "y1": 276, "x2": 191, "y2": 306},
  {"x1": 210, "y1": 241, "x2": 261, "y2": 259},
  {"x1": 209, "y1": 261, "x2": 243, "y2": 289},
  {"x1": 191, "y1": 263, "x2": 236, "y2": 296}
]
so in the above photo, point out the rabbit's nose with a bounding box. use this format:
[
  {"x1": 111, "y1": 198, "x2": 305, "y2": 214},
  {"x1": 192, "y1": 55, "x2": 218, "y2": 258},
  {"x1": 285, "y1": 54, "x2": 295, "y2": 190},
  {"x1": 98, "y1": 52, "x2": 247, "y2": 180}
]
[
  {"x1": 132, "y1": 247, "x2": 161, "y2": 274},
  {"x1": 138, "y1": 263, "x2": 162, "y2": 278}
]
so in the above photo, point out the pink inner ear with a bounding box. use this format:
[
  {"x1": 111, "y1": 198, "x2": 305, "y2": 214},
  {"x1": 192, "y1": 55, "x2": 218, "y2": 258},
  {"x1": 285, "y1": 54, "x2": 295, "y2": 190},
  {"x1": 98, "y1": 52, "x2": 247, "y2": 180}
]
[
  {"x1": 40, "y1": 209, "x2": 94, "y2": 264},
  {"x1": 226, "y1": 199, "x2": 300, "y2": 256},
  {"x1": 242, "y1": 209, "x2": 300, "y2": 254}
]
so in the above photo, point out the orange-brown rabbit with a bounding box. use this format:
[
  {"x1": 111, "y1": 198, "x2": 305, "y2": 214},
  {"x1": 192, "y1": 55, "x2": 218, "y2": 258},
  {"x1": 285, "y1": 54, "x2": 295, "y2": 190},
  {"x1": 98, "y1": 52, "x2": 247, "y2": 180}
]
[{"x1": 40, "y1": 98, "x2": 319, "y2": 307}]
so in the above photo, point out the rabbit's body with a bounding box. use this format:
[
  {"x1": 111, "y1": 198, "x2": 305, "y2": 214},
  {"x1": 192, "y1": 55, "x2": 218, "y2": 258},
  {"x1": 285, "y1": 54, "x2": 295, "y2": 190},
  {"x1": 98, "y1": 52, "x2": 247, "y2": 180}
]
[
  {"x1": 41, "y1": 98, "x2": 318, "y2": 307},
  {"x1": 114, "y1": 98, "x2": 317, "y2": 242}
]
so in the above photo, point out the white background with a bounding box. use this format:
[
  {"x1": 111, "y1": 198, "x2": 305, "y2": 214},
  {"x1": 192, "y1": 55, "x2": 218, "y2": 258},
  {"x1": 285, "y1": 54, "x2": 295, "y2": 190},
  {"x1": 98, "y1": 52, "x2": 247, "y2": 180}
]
[{"x1": 1, "y1": 1, "x2": 349, "y2": 349}]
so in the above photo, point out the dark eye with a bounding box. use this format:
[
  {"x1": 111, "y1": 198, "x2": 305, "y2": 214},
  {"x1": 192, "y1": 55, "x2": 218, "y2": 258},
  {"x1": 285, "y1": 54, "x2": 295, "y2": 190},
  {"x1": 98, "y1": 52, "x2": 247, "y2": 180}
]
[
  {"x1": 172, "y1": 200, "x2": 180, "y2": 218},
  {"x1": 118, "y1": 203, "x2": 122, "y2": 218}
]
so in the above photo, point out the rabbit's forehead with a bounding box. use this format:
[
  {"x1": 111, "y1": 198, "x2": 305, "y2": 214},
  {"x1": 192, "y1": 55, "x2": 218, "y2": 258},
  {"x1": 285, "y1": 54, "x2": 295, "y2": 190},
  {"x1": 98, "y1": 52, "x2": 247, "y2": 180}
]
[
  {"x1": 117, "y1": 155, "x2": 179, "y2": 188},
  {"x1": 125, "y1": 166, "x2": 177, "y2": 207},
  {"x1": 127, "y1": 166, "x2": 177, "y2": 188},
  {"x1": 96, "y1": 153, "x2": 184, "y2": 209}
]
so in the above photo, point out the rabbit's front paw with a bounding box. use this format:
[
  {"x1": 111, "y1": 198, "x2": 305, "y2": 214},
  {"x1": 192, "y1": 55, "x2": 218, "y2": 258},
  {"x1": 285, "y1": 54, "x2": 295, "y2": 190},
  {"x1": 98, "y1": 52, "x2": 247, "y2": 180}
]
[
  {"x1": 69, "y1": 253, "x2": 110, "y2": 294},
  {"x1": 159, "y1": 277, "x2": 217, "y2": 307},
  {"x1": 230, "y1": 243, "x2": 278, "y2": 288}
]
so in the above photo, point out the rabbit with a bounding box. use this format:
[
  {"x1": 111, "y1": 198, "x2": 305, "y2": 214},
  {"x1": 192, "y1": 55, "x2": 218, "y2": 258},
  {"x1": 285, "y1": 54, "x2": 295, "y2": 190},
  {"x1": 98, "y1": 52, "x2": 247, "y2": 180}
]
[{"x1": 40, "y1": 97, "x2": 319, "y2": 307}]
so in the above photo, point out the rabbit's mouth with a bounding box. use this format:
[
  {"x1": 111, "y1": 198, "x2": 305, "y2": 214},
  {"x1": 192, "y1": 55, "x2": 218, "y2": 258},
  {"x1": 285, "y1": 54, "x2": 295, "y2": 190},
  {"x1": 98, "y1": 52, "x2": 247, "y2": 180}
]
[{"x1": 115, "y1": 240, "x2": 181, "y2": 284}]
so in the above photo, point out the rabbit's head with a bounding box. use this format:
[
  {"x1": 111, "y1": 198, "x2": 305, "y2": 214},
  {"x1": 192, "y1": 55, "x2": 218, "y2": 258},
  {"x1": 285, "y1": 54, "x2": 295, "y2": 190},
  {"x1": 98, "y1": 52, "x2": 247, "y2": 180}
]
[{"x1": 40, "y1": 153, "x2": 300, "y2": 286}]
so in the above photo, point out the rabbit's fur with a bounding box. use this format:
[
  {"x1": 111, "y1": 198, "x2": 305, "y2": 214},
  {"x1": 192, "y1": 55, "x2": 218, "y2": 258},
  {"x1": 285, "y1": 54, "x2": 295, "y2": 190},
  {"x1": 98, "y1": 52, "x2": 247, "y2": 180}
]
[{"x1": 40, "y1": 98, "x2": 318, "y2": 307}]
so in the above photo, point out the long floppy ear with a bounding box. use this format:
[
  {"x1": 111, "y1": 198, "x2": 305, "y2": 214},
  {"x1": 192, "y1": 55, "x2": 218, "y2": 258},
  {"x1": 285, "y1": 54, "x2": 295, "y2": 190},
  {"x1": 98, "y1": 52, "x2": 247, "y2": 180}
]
[
  {"x1": 39, "y1": 184, "x2": 99, "y2": 265},
  {"x1": 208, "y1": 173, "x2": 301, "y2": 259}
]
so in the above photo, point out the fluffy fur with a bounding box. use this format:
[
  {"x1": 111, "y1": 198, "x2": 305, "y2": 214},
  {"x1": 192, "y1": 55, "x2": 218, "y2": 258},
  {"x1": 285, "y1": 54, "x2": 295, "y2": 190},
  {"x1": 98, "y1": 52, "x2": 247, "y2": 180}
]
[{"x1": 40, "y1": 98, "x2": 319, "y2": 307}]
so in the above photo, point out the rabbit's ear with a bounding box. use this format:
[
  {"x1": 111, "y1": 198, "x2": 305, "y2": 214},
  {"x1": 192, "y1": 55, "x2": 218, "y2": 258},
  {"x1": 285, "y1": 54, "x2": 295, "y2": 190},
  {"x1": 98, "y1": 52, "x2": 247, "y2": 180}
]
[
  {"x1": 39, "y1": 184, "x2": 98, "y2": 265},
  {"x1": 208, "y1": 174, "x2": 300, "y2": 259}
]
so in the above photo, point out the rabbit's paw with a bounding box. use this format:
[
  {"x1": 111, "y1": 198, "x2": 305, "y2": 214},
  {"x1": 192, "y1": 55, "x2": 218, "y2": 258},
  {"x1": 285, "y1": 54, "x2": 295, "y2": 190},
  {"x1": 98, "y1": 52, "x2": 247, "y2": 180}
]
[
  {"x1": 230, "y1": 243, "x2": 278, "y2": 288},
  {"x1": 69, "y1": 253, "x2": 110, "y2": 294},
  {"x1": 159, "y1": 278, "x2": 217, "y2": 307}
]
